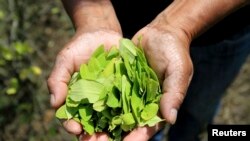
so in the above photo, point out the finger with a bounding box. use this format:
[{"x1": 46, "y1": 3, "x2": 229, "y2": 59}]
[
  {"x1": 62, "y1": 119, "x2": 82, "y2": 135},
  {"x1": 47, "y1": 49, "x2": 75, "y2": 109},
  {"x1": 123, "y1": 124, "x2": 163, "y2": 141},
  {"x1": 160, "y1": 52, "x2": 193, "y2": 124},
  {"x1": 48, "y1": 45, "x2": 93, "y2": 135},
  {"x1": 79, "y1": 132, "x2": 109, "y2": 141}
]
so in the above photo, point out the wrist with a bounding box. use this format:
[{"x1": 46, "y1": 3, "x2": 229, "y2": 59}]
[
  {"x1": 149, "y1": 0, "x2": 249, "y2": 42},
  {"x1": 145, "y1": 21, "x2": 192, "y2": 48},
  {"x1": 75, "y1": 28, "x2": 122, "y2": 38},
  {"x1": 62, "y1": 0, "x2": 122, "y2": 34},
  {"x1": 75, "y1": 18, "x2": 122, "y2": 35}
]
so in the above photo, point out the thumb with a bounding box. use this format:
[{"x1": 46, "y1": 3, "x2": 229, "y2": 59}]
[
  {"x1": 47, "y1": 49, "x2": 74, "y2": 109},
  {"x1": 47, "y1": 49, "x2": 84, "y2": 135},
  {"x1": 160, "y1": 54, "x2": 193, "y2": 124}
]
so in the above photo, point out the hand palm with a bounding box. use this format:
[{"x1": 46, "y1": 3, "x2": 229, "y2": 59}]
[
  {"x1": 122, "y1": 27, "x2": 193, "y2": 140},
  {"x1": 47, "y1": 30, "x2": 121, "y2": 136}
]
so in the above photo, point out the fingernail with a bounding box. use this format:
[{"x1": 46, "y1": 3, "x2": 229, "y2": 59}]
[
  {"x1": 50, "y1": 94, "x2": 56, "y2": 106},
  {"x1": 169, "y1": 108, "x2": 177, "y2": 124},
  {"x1": 79, "y1": 134, "x2": 83, "y2": 141}
]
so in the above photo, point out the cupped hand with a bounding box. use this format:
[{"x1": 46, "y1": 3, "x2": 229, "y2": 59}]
[
  {"x1": 123, "y1": 26, "x2": 194, "y2": 141},
  {"x1": 47, "y1": 30, "x2": 122, "y2": 137},
  {"x1": 47, "y1": 26, "x2": 193, "y2": 141}
]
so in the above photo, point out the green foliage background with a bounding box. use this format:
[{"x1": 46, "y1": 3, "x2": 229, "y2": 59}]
[{"x1": 0, "y1": 0, "x2": 75, "y2": 140}]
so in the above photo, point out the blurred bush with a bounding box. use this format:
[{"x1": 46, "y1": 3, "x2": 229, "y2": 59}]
[
  {"x1": 0, "y1": 0, "x2": 75, "y2": 140},
  {"x1": 0, "y1": 41, "x2": 42, "y2": 139}
]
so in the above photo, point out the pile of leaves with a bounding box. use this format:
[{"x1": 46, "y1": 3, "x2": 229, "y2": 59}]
[{"x1": 56, "y1": 38, "x2": 163, "y2": 140}]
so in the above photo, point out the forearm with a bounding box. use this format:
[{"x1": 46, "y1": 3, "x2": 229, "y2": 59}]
[
  {"x1": 149, "y1": 0, "x2": 250, "y2": 42},
  {"x1": 61, "y1": 0, "x2": 121, "y2": 34}
]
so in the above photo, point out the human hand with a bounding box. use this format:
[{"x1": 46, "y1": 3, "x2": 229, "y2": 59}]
[
  {"x1": 47, "y1": 30, "x2": 121, "y2": 139},
  {"x1": 122, "y1": 25, "x2": 193, "y2": 141},
  {"x1": 47, "y1": 26, "x2": 192, "y2": 140}
]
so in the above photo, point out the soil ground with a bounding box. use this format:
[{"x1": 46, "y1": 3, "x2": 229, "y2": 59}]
[{"x1": 214, "y1": 56, "x2": 250, "y2": 125}]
